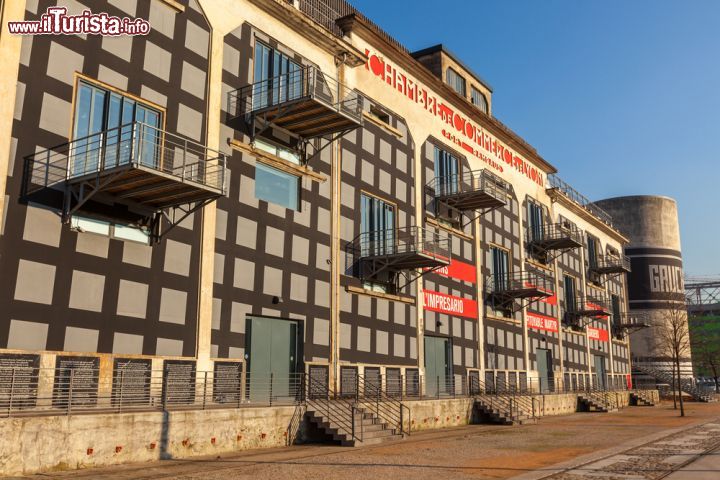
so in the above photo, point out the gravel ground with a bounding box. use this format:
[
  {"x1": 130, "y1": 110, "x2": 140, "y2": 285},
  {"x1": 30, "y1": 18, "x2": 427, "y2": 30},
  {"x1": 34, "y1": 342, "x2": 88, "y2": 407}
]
[{"x1": 15, "y1": 401, "x2": 720, "y2": 480}]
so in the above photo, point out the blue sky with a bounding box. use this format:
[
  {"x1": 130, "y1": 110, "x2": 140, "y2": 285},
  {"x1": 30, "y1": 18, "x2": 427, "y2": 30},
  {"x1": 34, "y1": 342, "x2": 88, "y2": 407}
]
[{"x1": 354, "y1": 0, "x2": 720, "y2": 277}]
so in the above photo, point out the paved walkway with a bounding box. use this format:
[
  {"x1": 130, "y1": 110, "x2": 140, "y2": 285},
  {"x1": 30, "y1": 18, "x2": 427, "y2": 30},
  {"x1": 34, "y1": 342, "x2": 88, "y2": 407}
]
[
  {"x1": 664, "y1": 447, "x2": 720, "y2": 480},
  {"x1": 12, "y1": 401, "x2": 720, "y2": 480}
]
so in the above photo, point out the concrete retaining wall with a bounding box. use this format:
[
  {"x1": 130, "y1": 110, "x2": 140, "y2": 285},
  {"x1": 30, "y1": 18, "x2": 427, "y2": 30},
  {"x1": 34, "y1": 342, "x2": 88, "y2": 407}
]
[
  {"x1": 0, "y1": 405, "x2": 305, "y2": 476},
  {"x1": 0, "y1": 391, "x2": 657, "y2": 476}
]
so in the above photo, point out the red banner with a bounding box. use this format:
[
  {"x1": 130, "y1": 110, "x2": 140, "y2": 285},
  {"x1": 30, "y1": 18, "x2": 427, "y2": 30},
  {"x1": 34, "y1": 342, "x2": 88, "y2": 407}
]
[
  {"x1": 427, "y1": 259, "x2": 477, "y2": 284},
  {"x1": 626, "y1": 374, "x2": 633, "y2": 389},
  {"x1": 526, "y1": 312, "x2": 559, "y2": 333},
  {"x1": 587, "y1": 327, "x2": 609, "y2": 342},
  {"x1": 423, "y1": 290, "x2": 478, "y2": 319}
]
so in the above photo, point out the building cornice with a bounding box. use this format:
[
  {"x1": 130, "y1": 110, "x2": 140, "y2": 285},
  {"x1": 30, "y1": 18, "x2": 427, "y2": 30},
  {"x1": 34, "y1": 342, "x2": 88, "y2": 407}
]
[
  {"x1": 336, "y1": 13, "x2": 557, "y2": 175},
  {"x1": 547, "y1": 188, "x2": 630, "y2": 244},
  {"x1": 248, "y1": 0, "x2": 367, "y2": 67}
]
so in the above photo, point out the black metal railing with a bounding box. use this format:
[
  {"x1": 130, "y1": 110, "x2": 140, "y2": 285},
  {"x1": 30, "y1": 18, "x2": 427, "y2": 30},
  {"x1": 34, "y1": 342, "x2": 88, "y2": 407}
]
[
  {"x1": 486, "y1": 270, "x2": 555, "y2": 297},
  {"x1": 566, "y1": 294, "x2": 612, "y2": 317},
  {"x1": 547, "y1": 174, "x2": 614, "y2": 227},
  {"x1": 355, "y1": 375, "x2": 410, "y2": 436},
  {"x1": 428, "y1": 169, "x2": 508, "y2": 204},
  {"x1": 351, "y1": 226, "x2": 452, "y2": 262},
  {"x1": 24, "y1": 122, "x2": 226, "y2": 196},
  {"x1": 526, "y1": 222, "x2": 584, "y2": 247},
  {"x1": 227, "y1": 66, "x2": 363, "y2": 125},
  {"x1": 591, "y1": 254, "x2": 632, "y2": 273}
]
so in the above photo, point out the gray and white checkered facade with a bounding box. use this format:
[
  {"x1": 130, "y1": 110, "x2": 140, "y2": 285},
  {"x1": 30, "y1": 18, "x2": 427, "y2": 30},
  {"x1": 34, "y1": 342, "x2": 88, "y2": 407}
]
[{"x1": 0, "y1": 0, "x2": 634, "y2": 389}]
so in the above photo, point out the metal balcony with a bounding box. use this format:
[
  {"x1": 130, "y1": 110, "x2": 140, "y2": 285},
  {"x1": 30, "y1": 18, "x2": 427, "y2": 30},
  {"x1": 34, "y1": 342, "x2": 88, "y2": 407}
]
[
  {"x1": 487, "y1": 270, "x2": 554, "y2": 308},
  {"x1": 348, "y1": 226, "x2": 451, "y2": 284},
  {"x1": 428, "y1": 169, "x2": 508, "y2": 213},
  {"x1": 227, "y1": 66, "x2": 363, "y2": 141},
  {"x1": 567, "y1": 294, "x2": 612, "y2": 319},
  {"x1": 612, "y1": 312, "x2": 650, "y2": 339},
  {"x1": 590, "y1": 254, "x2": 631, "y2": 275},
  {"x1": 23, "y1": 122, "x2": 226, "y2": 242},
  {"x1": 527, "y1": 223, "x2": 583, "y2": 256}
]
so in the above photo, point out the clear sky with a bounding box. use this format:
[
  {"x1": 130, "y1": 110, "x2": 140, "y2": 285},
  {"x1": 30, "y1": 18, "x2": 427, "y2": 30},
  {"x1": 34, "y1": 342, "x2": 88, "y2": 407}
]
[{"x1": 354, "y1": 0, "x2": 720, "y2": 278}]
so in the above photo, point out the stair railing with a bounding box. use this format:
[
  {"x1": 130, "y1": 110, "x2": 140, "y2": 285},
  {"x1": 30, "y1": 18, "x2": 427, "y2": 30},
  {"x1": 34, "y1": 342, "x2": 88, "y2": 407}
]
[
  {"x1": 469, "y1": 375, "x2": 537, "y2": 421},
  {"x1": 355, "y1": 374, "x2": 411, "y2": 436},
  {"x1": 303, "y1": 373, "x2": 363, "y2": 443}
]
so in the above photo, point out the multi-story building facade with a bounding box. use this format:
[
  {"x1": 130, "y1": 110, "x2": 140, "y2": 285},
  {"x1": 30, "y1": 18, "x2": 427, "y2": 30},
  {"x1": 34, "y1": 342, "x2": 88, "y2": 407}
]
[{"x1": 0, "y1": 0, "x2": 635, "y2": 407}]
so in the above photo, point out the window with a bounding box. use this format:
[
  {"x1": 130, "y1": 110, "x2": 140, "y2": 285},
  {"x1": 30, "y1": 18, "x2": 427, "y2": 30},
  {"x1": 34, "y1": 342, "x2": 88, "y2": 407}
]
[
  {"x1": 611, "y1": 295, "x2": 621, "y2": 327},
  {"x1": 587, "y1": 236, "x2": 599, "y2": 269},
  {"x1": 527, "y1": 201, "x2": 544, "y2": 243},
  {"x1": 433, "y1": 146, "x2": 460, "y2": 195},
  {"x1": 490, "y1": 246, "x2": 509, "y2": 291},
  {"x1": 255, "y1": 162, "x2": 299, "y2": 210},
  {"x1": 73, "y1": 81, "x2": 161, "y2": 176},
  {"x1": 361, "y1": 194, "x2": 395, "y2": 292},
  {"x1": 254, "y1": 41, "x2": 302, "y2": 109},
  {"x1": 254, "y1": 138, "x2": 301, "y2": 165},
  {"x1": 360, "y1": 193, "x2": 395, "y2": 257},
  {"x1": 471, "y1": 87, "x2": 488, "y2": 114},
  {"x1": 563, "y1": 275, "x2": 577, "y2": 314},
  {"x1": 446, "y1": 68, "x2": 466, "y2": 97},
  {"x1": 71, "y1": 216, "x2": 150, "y2": 244},
  {"x1": 369, "y1": 105, "x2": 390, "y2": 125}
]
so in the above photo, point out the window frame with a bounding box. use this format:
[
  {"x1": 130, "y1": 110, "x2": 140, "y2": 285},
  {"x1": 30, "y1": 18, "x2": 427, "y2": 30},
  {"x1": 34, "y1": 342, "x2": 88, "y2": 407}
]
[
  {"x1": 446, "y1": 67, "x2": 466, "y2": 97},
  {"x1": 471, "y1": 86, "x2": 488, "y2": 113},
  {"x1": 254, "y1": 161, "x2": 301, "y2": 211}
]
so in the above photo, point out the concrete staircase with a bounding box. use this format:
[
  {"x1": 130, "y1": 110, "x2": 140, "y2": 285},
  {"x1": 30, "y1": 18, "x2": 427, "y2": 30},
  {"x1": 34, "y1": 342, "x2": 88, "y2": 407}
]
[
  {"x1": 630, "y1": 390, "x2": 657, "y2": 406},
  {"x1": 306, "y1": 406, "x2": 403, "y2": 446},
  {"x1": 635, "y1": 365, "x2": 718, "y2": 403},
  {"x1": 474, "y1": 396, "x2": 537, "y2": 425},
  {"x1": 577, "y1": 392, "x2": 618, "y2": 413}
]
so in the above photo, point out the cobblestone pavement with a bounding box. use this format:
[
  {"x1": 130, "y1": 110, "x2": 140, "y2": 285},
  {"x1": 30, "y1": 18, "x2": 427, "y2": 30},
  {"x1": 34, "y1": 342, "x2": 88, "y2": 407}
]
[
  {"x1": 535, "y1": 420, "x2": 720, "y2": 479},
  {"x1": 14, "y1": 402, "x2": 720, "y2": 480}
]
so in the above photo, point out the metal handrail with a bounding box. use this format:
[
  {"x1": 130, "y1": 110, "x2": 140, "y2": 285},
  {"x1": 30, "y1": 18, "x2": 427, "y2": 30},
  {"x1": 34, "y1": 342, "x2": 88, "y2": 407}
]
[
  {"x1": 227, "y1": 65, "x2": 363, "y2": 124},
  {"x1": 593, "y1": 254, "x2": 632, "y2": 272},
  {"x1": 355, "y1": 375, "x2": 410, "y2": 436},
  {"x1": 23, "y1": 121, "x2": 227, "y2": 196},
  {"x1": 526, "y1": 222, "x2": 584, "y2": 246},
  {"x1": 427, "y1": 168, "x2": 508, "y2": 202},
  {"x1": 303, "y1": 373, "x2": 362, "y2": 443},
  {"x1": 350, "y1": 226, "x2": 452, "y2": 261},
  {"x1": 486, "y1": 269, "x2": 555, "y2": 295},
  {"x1": 547, "y1": 174, "x2": 614, "y2": 227}
]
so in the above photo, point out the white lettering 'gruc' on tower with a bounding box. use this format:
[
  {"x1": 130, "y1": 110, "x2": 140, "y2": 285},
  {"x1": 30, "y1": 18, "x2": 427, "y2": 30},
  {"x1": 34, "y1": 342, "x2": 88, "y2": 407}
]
[{"x1": 649, "y1": 264, "x2": 684, "y2": 293}]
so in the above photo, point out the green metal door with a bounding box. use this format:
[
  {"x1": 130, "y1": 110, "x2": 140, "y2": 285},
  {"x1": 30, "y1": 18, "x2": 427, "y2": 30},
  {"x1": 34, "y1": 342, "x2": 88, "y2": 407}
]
[
  {"x1": 594, "y1": 355, "x2": 607, "y2": 390},
  {"x1": 246, "y1": 316, "x2": 298, "y2": 403},
  {"x1": 537, "y1": 348, "x2": 552, "y2": 392},
  {"x1": 425, "y1": 336, "x2": 451, "y2": 397}
]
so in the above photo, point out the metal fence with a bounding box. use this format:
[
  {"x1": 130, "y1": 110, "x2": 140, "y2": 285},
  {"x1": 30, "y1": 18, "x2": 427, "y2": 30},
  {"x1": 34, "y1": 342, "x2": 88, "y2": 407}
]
[
  {"x1": 547, "y1": 174, "x2": 614, "y2": 227},
  {"x1": 0, "y1": 365, "x2": 646, "y2": 419},
  {"x1": 24, "y1": 121, "x2": 227, "y2": 197}
]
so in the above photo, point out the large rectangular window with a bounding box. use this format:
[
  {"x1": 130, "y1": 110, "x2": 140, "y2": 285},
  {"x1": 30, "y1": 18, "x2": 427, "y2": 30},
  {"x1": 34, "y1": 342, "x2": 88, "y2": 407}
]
[
  {"x1": 433, "y1": 146, "x2": 459, "y2": 195},
  {"x1": 71, "y1": 215, "x2": 150, "y2": 244},
  {"x1": 527, "y1": 201, "x2": 544, "y2": 242},
  {"x1": 490, "y1": 246, "x2": 509, "y2": 289},
  {"x1": 471, "y1": 86, "x2": 488, "y2": 113},
  {"x1": 360, "y1": 193, "x2": 395, "y2": 257},
  {"x1": 73, "y1": 81, "x2": 161, "y2": 176},
  {"x1": 611, "y1": 294, "x2": 621, "y2": 327},
  {"x1": 254, "y1": 41, "x2": 302, "y2": 109},
  {"x1": 255, "y1": 162, "x2": 299, "y2": 210},
  {"x1": 564, "y1": 275, "x2": 577, "y2": 314},
  {"x1": 446, "y1": 68, "x2": 466, "y2": 97},
  {"x1": 587, "y1": 236, "x2": 599, "y2": 269}
]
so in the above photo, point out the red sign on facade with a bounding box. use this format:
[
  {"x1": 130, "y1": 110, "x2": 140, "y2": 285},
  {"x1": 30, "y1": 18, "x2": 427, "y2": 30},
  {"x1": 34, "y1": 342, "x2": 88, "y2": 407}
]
[
  {"x1": 587, "y1": 327, "x2": 609, "y2": 342},
  {"x1": 422, "y1": 290, "x2": 478, "y2": 319},
  {"x1": 428, "y1": 259, "x2": 477, "y2": 284},
  {"x1": 526, "y1": 312, "x2": 559, "y2": 333}
]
